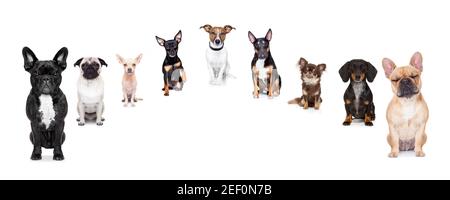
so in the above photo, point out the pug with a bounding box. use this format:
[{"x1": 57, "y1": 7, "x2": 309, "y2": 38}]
[
  {"x1": 382, "y1": 52, "x2": 429, "y2": 158},
  {"x1": 74, "y1": 57, "x2": 108, "y2": 126},
  {"x1": 23, "y1": 47, "x2": 69, "y2": 161}
]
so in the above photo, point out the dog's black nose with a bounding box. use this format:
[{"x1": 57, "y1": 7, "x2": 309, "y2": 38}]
[
  {"x1": 127, "y1": 68, "x2": 133, "y2": 73},
  {"x1": 401, "y1": 78, "x2": 411, "y2": 85},
  {"x1": 215, "y1": 39, "x2": 221, "y2": 45},
  {"x1": 355, "y1": 75, "x2": 361, "y2": 80},
  {"x1": 42, "y1": 77, "x2": 51, "y2": 82}
]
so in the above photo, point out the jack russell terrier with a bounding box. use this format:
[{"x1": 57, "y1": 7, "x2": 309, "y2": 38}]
[{"x1": 200, "y1": 24, "x2": 235, "y2": 85}]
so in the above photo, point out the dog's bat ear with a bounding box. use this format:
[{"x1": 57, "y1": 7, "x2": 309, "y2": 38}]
[
  {"x1": 410, "y1": 52, "x2": 423, "y2": 72},
  {"x1": 116, "y1": 54, "x2": 125, "y2": 64},
  {"x1": 248, "y1": 31, "x2": 256, "y2": 43},
  {"x1": 22, "y1": 47, "x2": 38, "y2": 72},
  {"x1": 382, "y1": 58, "x2": 396, "y2": 78},
  {"x1": 224, "y1": 25, "x2": 236, "y2": 33},
  {"x1": 74, "y1": 58, "x2": 83, "y2": 67},
  {"x1": 98, "y1": 58, "x2": 108, "y2": 67},
  {"x1": 265, "y1": 29, "x2": 272, "y2": 41},
  {"x1": 174, "y1": 30, "x2": 182, "y2": 43},
  {"x1": 365, "y1": 61, "x2": 377, "y2": 82},
  {"x1": 339, "y1": 61, "x2": 351, "y2": 82},
  {"x1": 200, "y1": 24, "x2": 212, "y2": 32},
  {"x1": 298, "y1": 57, "x2": 308, "y2": 69},
  {"x1": 318, "y1": 64, "x2": 326, "y2": 72},
  {"x1": 135, "y1": 53, "x2": 143, "y2": 64},
  {"x1": 155, "y1": 36, "x2": 166, "y2": 46},
  {"x1": 53, "y1": 47, "x2": 68, "y2": 70}
]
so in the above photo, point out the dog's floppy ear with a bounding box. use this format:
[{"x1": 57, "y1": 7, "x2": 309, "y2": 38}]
[
  {"x1": 339, "y1": 61, "x2": 352, "y2": 82},
  {"x1": 200, "y1": 24, "x2": 212, "y2": 32},
  {"x1": 22, "y1": 47, "x2": 38, "y2": 72},
  {"x1": 382, "y1": 58, "x2": 396, "y2": 78},
  {"x1": 318, "y1": 64, "x2": 326, "y2": 72},
  {"x1": 365, "y1": 61, "x2": 377, "y2": 82},
  {"x1": 248, "y1": 31, "x2": 256, "y2": 43},
  {"x1": 156, "y1": 36, "x2": 166, "y2": 47},
  {"x1": 135, "y1": 53, "x2": 143, "y2": 64},
  {"x1": 410, "y1": 52, "x2": 423, "y2": 72},
  {"x1": 174, "y1": 30, "x2": 182, "y2": 43},
  {"x1": 98, "y1": 58, "x2": 108, "y2": 67},
  {"x1": 74, "y1": 58, "x2": 83, "y2": 67},
  {"x1": 265, "y1": 29, "x2": 272, "y2": 41},
  {"x1": 53, "y1": 47, "x2": 68, "y2": 70},
  {"x1": 224, "y1": 25, "x2": 236, "y2": 34},
  {"x1": 298, "y1": 57, "x2": 308, "y2": 70}
]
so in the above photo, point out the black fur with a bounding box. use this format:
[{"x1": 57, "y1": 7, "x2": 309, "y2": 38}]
[
  {"x1": 23, "y1": 47, "x2": 68, "y2": 161},
  {"x1": 339, "y1": 59, "x2": 377, "y2": 126}
]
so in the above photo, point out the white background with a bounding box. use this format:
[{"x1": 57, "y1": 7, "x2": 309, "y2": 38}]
[{"x1": 0, "y1": 0, "x2": 449, "y2": 179}]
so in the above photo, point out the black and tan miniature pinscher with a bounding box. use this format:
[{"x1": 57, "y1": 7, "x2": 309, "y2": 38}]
[
  {"x1": 248, "y1": 29, "x2": 281, "y2": 98},
  {"x1": 339, "y1": 59, "x2": 377, "y2": 126},
  {"x1": 156, "y1": 30, "x2": 186, "y2": 96}
]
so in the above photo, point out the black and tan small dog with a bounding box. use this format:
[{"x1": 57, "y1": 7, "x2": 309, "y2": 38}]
[
  {"x1": 156, "y1": 30, "x2": 186, "y2": 96},
  {"x1": 339, "y1": 59, "x2": 377, "y2": 126},
  {"x1": 248, "y1": 29, "x2": 281, "y2": 98},
  {"x1": 289, "y1": 58, "x2": 326, "y2": 109},
  {"x1": 23, "y1": 47, "x2": 69, "y2": 161}
]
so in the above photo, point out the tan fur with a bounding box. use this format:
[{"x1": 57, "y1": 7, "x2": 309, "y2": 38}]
[
  {"x1": 201, "y1": 24, "x2": 235, "y2": 43},
  {"x1": 116, "y1": 54, "x2": 143, "y2": 107},
  {"x1": 383, "y1": 52, "x2": 428, "y2": 158}
]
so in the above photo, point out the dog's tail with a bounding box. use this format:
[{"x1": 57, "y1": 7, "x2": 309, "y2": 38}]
[{"x1": 288, "y1": 97, "x2": 302, "y2": 105}]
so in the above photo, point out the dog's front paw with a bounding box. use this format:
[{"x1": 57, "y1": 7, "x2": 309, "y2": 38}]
[
  {"x1": 78, "y1": 121, "x2": 85, "y2": 126},
  {"x1": 164, "y1": 92, "x2": 169, "y2": 96},
  {"x1": 31, "y1": 153, "x2": 42, "y2": 160},
  {"x1": 96, "y1": 121, "x2": 103, "y2": 126},
  {"x1": 253, "y1": 91, "x2": 259, "y2": 99},
  {"x1": 416, "y1": 150, "x2": 426, "y2": 157},
  {"x1": 343, "y1": 121, "x2": 351, "y2": 126},
  {"x1": 365, "y1": 121, "x2": 374, "y2": 126},
  {"x1": 76, "y1": 118, "x2": 80, "y2": 122},
  {"x1": 53, "y1": 154, "x2": 64, "y2": 161},
  {"x1": 388, "y1": 151, "x2": 399, "y2": 158}
]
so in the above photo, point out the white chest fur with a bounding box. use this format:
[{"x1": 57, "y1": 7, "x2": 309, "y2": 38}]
[
  {"x1": 206, "y1": 48, "x2": 227, "y2": 67},
  {"x1": 303, "y1": 77, "x2": 319, "y2": 85},
  {"x1": 39, "y1": 95, "x2": 55, "y2": 129},
  {"x1": 256, "y1": 59, "x2": 269, "y2": 79},
  {"x1": 401, "y1": 100, "x2": 417, "y2": 121},
  {"x1": 78, "y1": 77, "x2": 104, "y2": 104},
  {"x1": 352, "y1": 82, "x2": 364, "y2": 113}
]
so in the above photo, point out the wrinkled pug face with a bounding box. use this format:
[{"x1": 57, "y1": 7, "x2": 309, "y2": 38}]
[{"x1": 75, "y1": 57, "x2": 107, "y2": 80}]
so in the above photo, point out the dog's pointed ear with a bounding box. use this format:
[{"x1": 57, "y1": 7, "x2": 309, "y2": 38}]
[
  {"x1": 22, "y1": 47, "x2": 38, "y2": 72},
  {"x1": 224, "y1": 25, "x2": 236, "y2": 34},
  {"x1": 200, "y1": 24, "x2": 212, "y2": 32},
  {"x1": 339, "y1": 61, "x2": 352, "y2": 82},
  {"x1": 53, "y1": 47, "x2": 68, "y2": 70},
  {"x1": 265, "y1": 29, "x2": 272, "y2": 41},
  {"x1": 365, "y1": 61, "x2": 377, "y2": 82},
  {"x1": 318, "y1": 64, "x2": 326, "y2": 72},
  {"x1": 74, "y1": 58, "x2": 83, "y2": 67},
  {"x1": 248, "y1": 31, "x2": 256, "y2": 43},
  {"x1": 116, "y1": 54, "x2": 125, "y2": 64},
  {"x1": 156, "y1": 36, "x2": 166, "y2": 47},
  {"x1": 174, "y1": 30, "x2": 182, "y2": 43},
  {"x1": 98, "y1": 58, "x2": 108, "y2": 67},
  {"x1": 410, "y1": 52, "x2": 423, "y2": 72},
  {"x1": 298, "y1": 57, "x2": 308, "y2": 69},
  {"x1": 382, "y1": 58, "x2": 396, "y2": 78},
  {"x1": 135, "y1": 53, "x2": 143, "y2": 64}
]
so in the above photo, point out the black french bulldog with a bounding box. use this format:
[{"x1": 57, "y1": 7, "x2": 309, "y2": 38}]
[{"x1": 23, "y1": 47, "x2": 69, "y2": 161}]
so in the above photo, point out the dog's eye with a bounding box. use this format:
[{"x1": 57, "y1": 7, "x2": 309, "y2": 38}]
[
  {"x1": 132, "y1": 64, "x2": 136, "y2": 67},
  {"x1": 391, "y1": 79, "x2": 399, "y2": 82},
  {"x1": 411, "y1": 75, "x2": 418, "y2": 79},
  {"x1": 124, "y1": 64, "x2": 128, "y2": 67}
]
